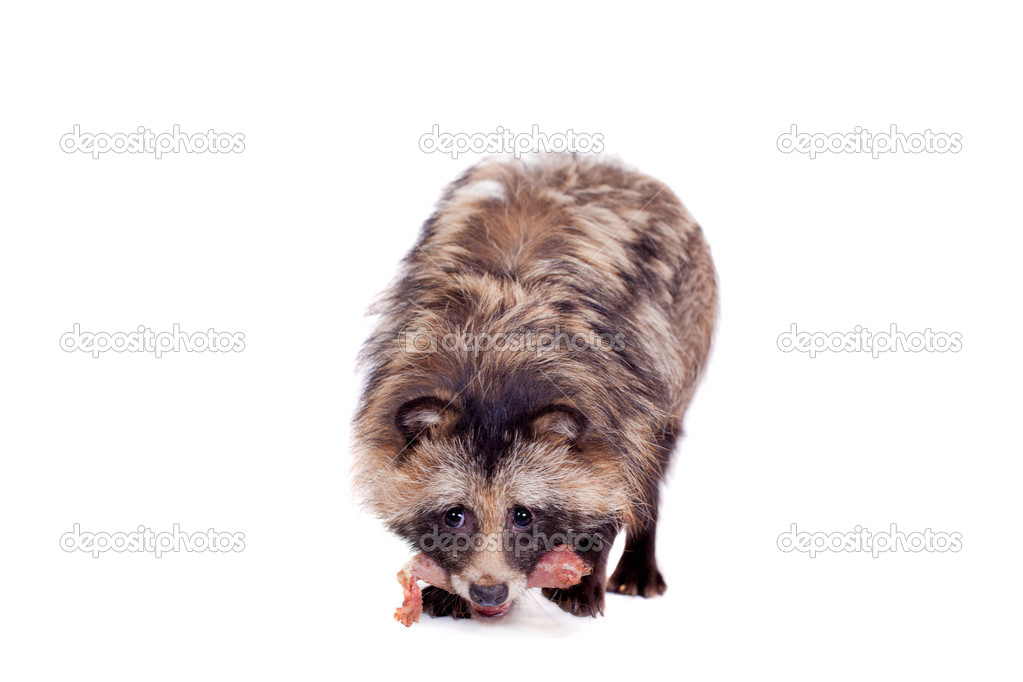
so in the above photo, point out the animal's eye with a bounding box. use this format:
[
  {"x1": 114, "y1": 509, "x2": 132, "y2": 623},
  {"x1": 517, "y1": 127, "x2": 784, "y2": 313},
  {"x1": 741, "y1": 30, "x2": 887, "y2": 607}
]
[
  {"x1": 443, "y1": 507, "x2": 465, "y2": 529},
  {"x1": 512, "y1": 507, "x2": 533, "y2": 529}
]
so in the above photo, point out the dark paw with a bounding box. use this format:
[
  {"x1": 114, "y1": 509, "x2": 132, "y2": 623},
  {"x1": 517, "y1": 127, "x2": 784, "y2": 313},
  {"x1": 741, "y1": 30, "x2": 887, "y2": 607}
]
[
  {"x1": 607, "y1": 557, "x2": 667, "y2": 597},
  {"x1": 542, "y1": 581, "x2": 606, "y2": 618},
  {"x1": 421, "y1": 586, "x2": 473, "y2": 619}
]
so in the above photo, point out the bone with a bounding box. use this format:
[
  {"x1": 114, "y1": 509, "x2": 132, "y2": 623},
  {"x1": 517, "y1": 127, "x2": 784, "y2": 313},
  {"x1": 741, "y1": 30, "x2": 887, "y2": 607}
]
[
  {"x1": 526, "y1": 544, "x2": 593, "y2": 589},
  {"x1": 394, "y1": 546, "x2": 591, "y2": 626},
  {"x1": 394, "y1": 553, "x2": 452, "y2": 627}
]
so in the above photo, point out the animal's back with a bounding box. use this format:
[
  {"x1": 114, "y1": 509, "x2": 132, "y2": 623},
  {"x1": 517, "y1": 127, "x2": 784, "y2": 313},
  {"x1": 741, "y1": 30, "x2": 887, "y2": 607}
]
[{"x1": 358, "y1": 154, "x2": 717, "y2": 525}]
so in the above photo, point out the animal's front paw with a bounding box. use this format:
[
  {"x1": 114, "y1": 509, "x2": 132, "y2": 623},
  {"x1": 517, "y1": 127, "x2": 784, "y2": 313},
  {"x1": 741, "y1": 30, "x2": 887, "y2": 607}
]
[
  {"x1": 542, "y1": 580, "x2": 606, "y2": 618},
  {"x1": 607, "y1": 557, "x2": 667, "y2": 598},
  {"x1": 421, "y1": 586, "x2": 473, "y2": 619}
]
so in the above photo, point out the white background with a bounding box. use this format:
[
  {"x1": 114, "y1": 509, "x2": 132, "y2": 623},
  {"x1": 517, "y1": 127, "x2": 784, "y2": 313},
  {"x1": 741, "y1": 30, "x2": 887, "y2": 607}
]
[{"x1": 2, "y1": 2, "x2": 1020, "y2": 680}]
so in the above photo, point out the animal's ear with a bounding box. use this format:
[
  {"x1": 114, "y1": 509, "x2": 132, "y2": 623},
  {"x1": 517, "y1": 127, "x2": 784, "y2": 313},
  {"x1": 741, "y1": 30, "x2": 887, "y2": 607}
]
[
  {"x1": 529, "y1": 404, "x2": 587, "y2": 442},
  {"x1": 395, "y1": 396, "x2": 458, "y2": 445}
]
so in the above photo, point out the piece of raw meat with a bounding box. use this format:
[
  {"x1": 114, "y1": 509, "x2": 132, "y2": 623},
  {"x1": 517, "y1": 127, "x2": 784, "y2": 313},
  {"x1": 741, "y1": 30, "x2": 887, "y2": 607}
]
[{"x1": 394, "y1": 545, "x2": 591, "y2": 626}]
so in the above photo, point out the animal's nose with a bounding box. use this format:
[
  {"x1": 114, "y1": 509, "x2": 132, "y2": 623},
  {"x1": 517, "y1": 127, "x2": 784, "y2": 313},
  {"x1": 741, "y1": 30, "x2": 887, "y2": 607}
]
[{"x1": 469, "y1": 582, "x2": 509, "y2": 606}]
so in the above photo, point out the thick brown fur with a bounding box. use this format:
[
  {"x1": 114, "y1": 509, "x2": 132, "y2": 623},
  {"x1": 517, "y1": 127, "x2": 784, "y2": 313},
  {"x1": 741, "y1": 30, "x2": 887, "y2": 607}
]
[{"x1": 353, "y1": 153, "x2": 717, "y2": 618}]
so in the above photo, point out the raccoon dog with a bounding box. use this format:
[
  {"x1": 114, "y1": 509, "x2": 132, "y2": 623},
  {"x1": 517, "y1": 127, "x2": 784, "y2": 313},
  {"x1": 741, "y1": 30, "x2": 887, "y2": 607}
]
[{"x1": 353, "y1": 153, "x2": 716, "y2": 620}]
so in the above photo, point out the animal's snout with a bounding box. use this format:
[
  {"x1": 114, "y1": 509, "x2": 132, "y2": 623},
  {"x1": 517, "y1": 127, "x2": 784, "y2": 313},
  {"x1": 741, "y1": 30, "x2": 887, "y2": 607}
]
[{"x1": 469, "y1": 582, "x2": 509, "y2": 606}]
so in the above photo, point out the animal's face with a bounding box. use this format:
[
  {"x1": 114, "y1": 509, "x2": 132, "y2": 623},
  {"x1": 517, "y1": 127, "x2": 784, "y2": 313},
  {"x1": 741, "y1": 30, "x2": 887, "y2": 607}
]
[
  {"x1": 417, "y1": 494, "x2": 546, "y2": 619},
  {"x1": 381, "y1": 395, "x2": 622, "y2": 619}
]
